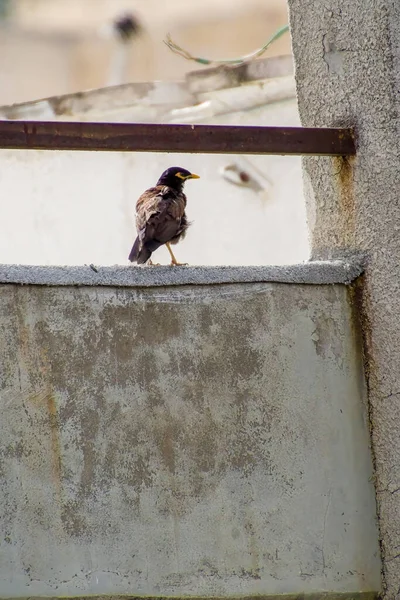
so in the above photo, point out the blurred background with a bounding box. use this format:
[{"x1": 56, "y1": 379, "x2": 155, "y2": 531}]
[
  {"x1": 0, "y1": 0, "x2": 309, "y2": 267},
  {"x1": 0, "y1": 0, "x2": 291, "y2": 104}
]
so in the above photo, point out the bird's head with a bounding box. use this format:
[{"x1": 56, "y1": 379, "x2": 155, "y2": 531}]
[{"x1": 157, "y1": 167, "x2": 200, "y2": 191}]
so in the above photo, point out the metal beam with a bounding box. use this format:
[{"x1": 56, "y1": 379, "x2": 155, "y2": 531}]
[{"x1": 0, "y1": 121, "x2": 356, "y2": 156}]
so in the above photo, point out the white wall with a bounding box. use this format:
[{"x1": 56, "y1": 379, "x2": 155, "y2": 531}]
[{"x1": 0, "y1": 97, "x2": 309, "y2": 267}]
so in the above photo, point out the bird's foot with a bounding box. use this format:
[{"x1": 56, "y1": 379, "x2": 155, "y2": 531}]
[
  {"x1": 147, "y1": 260, "x2": 161, "y2": 266},
  {"x1": 170, "y1": 260, "x2": 188, "y2": 267},
  {"x1": 166, "y1": 242, "x2": 187, "y2": 266}
]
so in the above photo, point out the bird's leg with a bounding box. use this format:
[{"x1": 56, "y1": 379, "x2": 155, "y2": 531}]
[{"x1": 166, "y1": 242, "x2": 187, "y2": 266}]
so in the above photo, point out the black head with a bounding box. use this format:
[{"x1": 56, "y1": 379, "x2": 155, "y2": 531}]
[{"x1": 156, "y1": 167, "x2": 200, "y2": 191}]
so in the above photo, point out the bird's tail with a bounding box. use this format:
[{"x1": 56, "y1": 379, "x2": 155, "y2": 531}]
[
  {"x1": 128, "y1": 236, "x2": 140, "y2": 262},
  {"x1": 128, "y1": 236, "x2": 152, "y2": 264}
]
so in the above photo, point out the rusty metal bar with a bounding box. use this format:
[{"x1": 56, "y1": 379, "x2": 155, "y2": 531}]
[{"x1": 0, "y1": 121, "x2": 356, "y2": 156}]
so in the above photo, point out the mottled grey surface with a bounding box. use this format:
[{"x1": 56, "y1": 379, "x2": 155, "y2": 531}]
[
  {"x1": 1, "y1": 595, "x2": 379, "y2": 600},
  {"x1": 287, "y1": 1, "x2": 400, "y2": 597},
  {"x1": 0, "y1": 260, "x2": 363, "y2": 288},
  {"x1": 0, "y1": 281, "x2": 379, "y2": 598}
]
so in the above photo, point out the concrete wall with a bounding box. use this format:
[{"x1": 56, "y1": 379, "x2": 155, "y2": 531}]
[
  {"x1": 0, "y1": 264, "x2": 380, "y2": 598},
  {"x1": 287, "y1": 1, "x2": 400, "y2": 597}
]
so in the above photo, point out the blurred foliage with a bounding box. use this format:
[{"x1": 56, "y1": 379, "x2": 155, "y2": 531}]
[{"x1": 0, "y1": 0, "x2": 10, "y2": 19}]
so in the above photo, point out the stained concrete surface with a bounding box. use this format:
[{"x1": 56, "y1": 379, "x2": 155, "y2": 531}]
[
  {"x1": 0, "y1": 276, "x2": 380, "y2": 597},
  {"x1": 287, "y1": 1, "x2": 400, "y2": 597}
]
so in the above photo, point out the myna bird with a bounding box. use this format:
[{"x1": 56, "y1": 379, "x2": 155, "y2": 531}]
[{"x1": 128, "y1": 167, "x2": 200, "y2": 266}]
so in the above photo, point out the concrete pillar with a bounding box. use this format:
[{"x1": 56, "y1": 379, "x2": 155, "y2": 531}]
[{"x1": 287, "y1": 1, "x2": 400, "y2": 597}]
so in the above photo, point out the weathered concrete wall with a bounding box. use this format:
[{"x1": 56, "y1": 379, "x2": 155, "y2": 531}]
[
  {"x1": 287, "y1": 1, "x2": 400, "y2": 597},
  {"x1": 0, "y1": 266, "x2": 380, "y2": 597}
]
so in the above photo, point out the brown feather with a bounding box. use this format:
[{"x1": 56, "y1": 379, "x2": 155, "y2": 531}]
[{"x1": 129, "y1": 185, "x2": 190, "y2": 264}]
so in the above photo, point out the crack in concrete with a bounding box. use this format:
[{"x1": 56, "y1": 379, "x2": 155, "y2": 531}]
[
  {"x1": 386, "y1": 553, "x2": 400, "y2": 563},
  {"x1": 58, "y1": 568, "x2": 131, "y2": 586},
  {"x1": 382, "y1": 391, "x2": 400, "y2": 402},
  {"x1": 322, "y1": 489, "x2": 332, "y2": 572}
]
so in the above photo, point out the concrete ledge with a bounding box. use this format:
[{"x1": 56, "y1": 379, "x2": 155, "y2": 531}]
[
  {"x1": 4, "y1": 594, "x2": 378, "y2": 600},
  {"x1": 0, "y1": 260, "x2": 364, "y2": 288}
]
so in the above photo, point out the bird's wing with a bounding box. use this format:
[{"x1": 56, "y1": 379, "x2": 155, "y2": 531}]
[
  {"x1": 135, "y1": 187, "x2": 162, "y2": 230},
  {"x1": 136, "y1": 185, "x2": 187, "y2": 245}
]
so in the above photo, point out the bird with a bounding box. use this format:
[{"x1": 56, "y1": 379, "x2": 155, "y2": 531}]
[{"x1": 128, "y1": 167, "x2": 200, "y2": 266}]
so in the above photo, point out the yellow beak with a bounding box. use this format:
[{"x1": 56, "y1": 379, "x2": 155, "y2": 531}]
[{"x1": 188, "y1": 173, "x2": 200, "y2": 179}]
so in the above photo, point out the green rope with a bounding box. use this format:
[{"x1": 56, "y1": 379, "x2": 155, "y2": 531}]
[{"x1": 163, "y1": 24, "x2": 289, "y2": 66}]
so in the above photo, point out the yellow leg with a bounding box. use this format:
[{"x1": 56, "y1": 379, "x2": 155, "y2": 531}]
[{"x1": 166, "y1": 242, "x2": 187, "y2": 266}]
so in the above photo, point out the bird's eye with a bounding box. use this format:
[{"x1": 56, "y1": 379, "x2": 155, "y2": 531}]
[{"x1": 175, "y1": 172, "x2": 186, "y2": 180}]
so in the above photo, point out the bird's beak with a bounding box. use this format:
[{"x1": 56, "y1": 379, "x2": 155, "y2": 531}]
[{"x1": 188, "y1": 173, "x2": 200, "y2": 179}]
